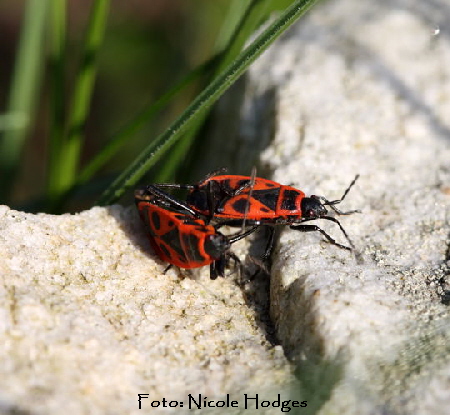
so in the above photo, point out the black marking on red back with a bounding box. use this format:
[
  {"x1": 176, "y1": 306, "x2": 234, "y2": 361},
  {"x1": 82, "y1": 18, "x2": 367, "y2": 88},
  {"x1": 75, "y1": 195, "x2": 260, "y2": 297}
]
[
  {"x1": 186, "y1": 191, "x2": 208, "y2": 212},
  {"x1": 157, "y1": 242, "x2": 173, "y2": 261},
  {"x1": 249, "y1": 188, "x2": 279, "y2": 211},
  {"x1": 151, "y1": 210, "x2": 161, "y2": 231},
  {"x1": 181, "y1": 232, "x2": 207, "y2": 263},
  {"x1": 159, "y1": 226, "x2": 186, "y2": 259},
  {"x1": 137, "y1": 203, "x2": 157, "y2": 237},
  {"x1": 280, "y1": 189, "x2": 301, "y2": 211},
  {"x1": 229, "y1": 198, "x2": 251, "y2": 215}
]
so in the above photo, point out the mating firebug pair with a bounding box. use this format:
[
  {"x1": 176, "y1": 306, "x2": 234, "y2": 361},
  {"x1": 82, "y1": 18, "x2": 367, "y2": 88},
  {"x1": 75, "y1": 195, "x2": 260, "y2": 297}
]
[
  {"x1": 135, "y1": 185, "x2": 258, "y2": 280},
  {"x1": 135, "y1": 170, "x2": 359, "y2": 279}
]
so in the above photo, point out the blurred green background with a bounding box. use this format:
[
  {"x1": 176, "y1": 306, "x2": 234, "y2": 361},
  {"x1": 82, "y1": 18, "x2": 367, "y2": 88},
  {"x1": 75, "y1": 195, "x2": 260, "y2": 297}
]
[
  {"x1": 0, "y1": 0, "x2": 316, "y2": 213},
  {"x1": 0, "y1": 0, "x2": 233, "y2": 211}
]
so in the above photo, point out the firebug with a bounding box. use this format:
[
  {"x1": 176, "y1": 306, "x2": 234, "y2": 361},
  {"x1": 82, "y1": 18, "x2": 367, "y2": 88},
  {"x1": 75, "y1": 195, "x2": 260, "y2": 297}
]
[
  {"x1": 152, "y1": 170, "x2": 360, "y2": 252},
  {"x1": 135, "y1": 186, "x2": 258, "y2": 279}
]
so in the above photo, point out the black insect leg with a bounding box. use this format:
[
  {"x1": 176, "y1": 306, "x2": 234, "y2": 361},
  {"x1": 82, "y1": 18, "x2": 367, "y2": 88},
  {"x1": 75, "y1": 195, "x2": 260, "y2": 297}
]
[
  {"x1": 289, "y1": 224, "x2": 352, "y2": 251},
  {"x1": 214, "y1": 219, "x2": 260, "y2": 230},
  {"x1": 245, "y1": 255, "x2": 270, "y2": 280},
  {"x1": 261, "y1": 226, "x2": 276, "y2": 260},
  {"x1": 210, "y1": 257, "x2": 226, "y2": 280},
  {"x1": 141, "y1": 184, "x2": 201, "y2": 218},
  {"x1": 228, "y1": 225, "x2": 260, "y2": 244},
  {"x1": 205, "y1": 180, "x2": 223, "y2": 223},
  {"x1": 227, "y1": 252, "x2": 245, "y2": 283},
  {"x1": 150, "y1": 168, "x2": 229, "y2": 193},
  {"x1": 209, "y1": 253, "x2": 244, "y2": 281}
]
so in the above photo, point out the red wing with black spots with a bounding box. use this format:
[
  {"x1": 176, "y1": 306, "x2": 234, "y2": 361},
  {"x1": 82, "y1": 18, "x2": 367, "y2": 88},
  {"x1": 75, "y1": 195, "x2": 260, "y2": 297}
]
[
  {"x1": 186, "y1": 175, "x2": 306, "y2": 222},
  {"x1": 136, "y1": 200, "x2": 219, "y2": 269}
]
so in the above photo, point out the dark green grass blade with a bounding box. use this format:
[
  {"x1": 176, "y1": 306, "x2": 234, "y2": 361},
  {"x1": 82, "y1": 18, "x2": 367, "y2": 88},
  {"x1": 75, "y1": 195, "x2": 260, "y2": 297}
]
[
  {"x1": 152, "y1": 0, "x2": 272, "y2": 183},
  {"x1": 46, "y1": 0, "x2": 66, "y2": 199},
  {"x1": 75, "y1": 55, "x2": 218, "y2": 186},
  {"x1": 46, "y1": 0, "x2": 110, "y2": 209},
  {"x1": 0, "y1": 0, "x2": 48, "y2": 202},
  {"x1": 97, "y1": 0, "x2": 319, "y2": 206},
  {"x1": 75, "y1": 0, "x2": 302, "y2": 194},
  {"x1": 154, "y1": 0, "x2": 299, "y2": 183}
]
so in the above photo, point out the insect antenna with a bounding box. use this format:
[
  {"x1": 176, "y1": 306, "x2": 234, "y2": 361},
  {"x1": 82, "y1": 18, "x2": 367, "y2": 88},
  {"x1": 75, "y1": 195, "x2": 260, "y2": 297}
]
[{"x1": 320, "y1": 175, "x2": 361, "y2": 216}]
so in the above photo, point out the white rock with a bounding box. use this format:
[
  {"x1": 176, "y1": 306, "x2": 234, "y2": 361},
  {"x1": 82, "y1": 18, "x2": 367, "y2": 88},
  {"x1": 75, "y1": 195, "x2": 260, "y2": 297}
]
[
  {"x1": 0, "y1": 205, "x2": 292, "y2": 414},
  {"x1": 230, "y1": 1, "x2": 450, "y2": 414}
]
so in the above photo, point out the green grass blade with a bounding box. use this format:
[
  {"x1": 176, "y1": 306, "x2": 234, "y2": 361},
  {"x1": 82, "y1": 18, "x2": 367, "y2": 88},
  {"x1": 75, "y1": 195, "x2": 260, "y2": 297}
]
[
  {"x1": 97, "y1": 0, "x2": 319, "y2": 206},
  {"x1": 49, "y1": 0, "x2": 110, "y2": 204},
  {"x1": 155, "y1": 0, "x2": 291, "y2": 182},
  {"x1": 76, "y1": 55, "x2": 218, "y2": 186},
  {"x1": 0, "y1": 0, "x2": 49, "y2": 202},
  {"x1": 81, "y1": 0, "x2": 256, "y2": 187},
  {"x1": 82, "y1": 0, "x2": 295, "y2": 190},
  {"x1": 151, "y1": 120, "x2": 204, "y2": 184},
  {"x1": 150, "y1": 0, "x2": 261, "y2": 183},
  {"x1": 213, "y1": 0, "x2": 252, "y2": 53},
  {"x1": 215, "y1": 0, "x2": 298, "y2": 72},
  {"x1": 46, "y1": 0, "x2": 67, "y2": 200},
  {"x1": 215, "y1": 0, "x2": 270, "y2": 70}
]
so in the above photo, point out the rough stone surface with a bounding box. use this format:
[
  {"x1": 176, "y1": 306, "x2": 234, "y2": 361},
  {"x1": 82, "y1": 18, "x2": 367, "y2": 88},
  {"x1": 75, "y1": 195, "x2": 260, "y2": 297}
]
[
  {"x1": 226, "y1": 0, "x2": 450, "y2": 414},
  {"x1": 0, "y1": 205, "x2": 292, "y2": 414}
]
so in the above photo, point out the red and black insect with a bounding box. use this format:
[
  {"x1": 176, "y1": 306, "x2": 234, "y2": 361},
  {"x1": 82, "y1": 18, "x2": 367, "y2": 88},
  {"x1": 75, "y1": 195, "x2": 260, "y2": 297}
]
[
  {"x1": 135, "y1": 186, "x2": 257, "y2": 279},
  {"x1": 152, "y1": 171, "x2": 360, "y2": 251}
]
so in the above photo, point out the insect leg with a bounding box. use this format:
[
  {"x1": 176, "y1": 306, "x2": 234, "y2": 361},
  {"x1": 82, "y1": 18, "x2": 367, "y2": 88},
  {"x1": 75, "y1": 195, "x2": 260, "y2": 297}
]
[
  {"x1": 289, "y1": 223, "x2": 353, "y2": 251},
  {"x1": 142, "y1": 184, "x2": 201, "y2": 218}
]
